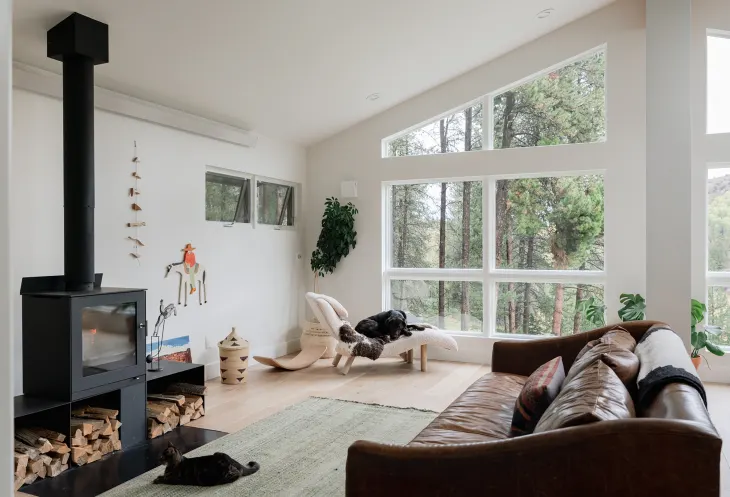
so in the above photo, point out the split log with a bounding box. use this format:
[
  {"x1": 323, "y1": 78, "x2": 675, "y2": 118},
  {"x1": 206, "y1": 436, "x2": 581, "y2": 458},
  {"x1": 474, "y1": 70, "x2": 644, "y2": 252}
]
[
  {"x1": 45, "y1": 458, "x2": 63, "y2": 477},
  {"x1": 23, "y1": 472, "x2": 38, "y2": 485},
  {"x1": 197, "y1": 406, "x2": 205, "y2": 416},
  {"x1": 87, "y1": 451, "x2": 102, "y2": 464},
  {"x1": 27, "y1": 458, "x2": 44, "y2": 475},
  {"x1": 82, "y1": 406, "x2": 119, "y2": 419},
  {"x1": 70, "y1": 420, "x2": 93, "y2": 437},
  {"x1": 162, "y1": 422, "x2": 172, "y2": 434},
  {"x1": 100, "y1": 422, "x2": 114, "y2": 437},
  {"x1": 147, "y1": 393, "x2": 185, "y2": 406},
  {"x1": 100, "y1": 439, "x2": 114, "y2": 455},
  {"x1": 184, "y1": 395, "x2": 204, "y2": 410},
  {"x1": 191, "y1": 410, "x2": 202, "y2": 421},
  {"x1": 14, "y1": 452, "x2": 28, "y2": 476},
  {"x1": 85, "y1": 445, "x2": 94, "y2": 455},
  {"x1": 148, "y1": 419, "x2": 163, "y2": 439},
  {"x1": 72, "y1": 429, "x2": 83, "y2": 440},
  {"x1": 39, "y1": 454, "x2": 52, "y2": 465},
  {"x1": 113, "y1": 440, "x2": 122, "y2": 451},
  {"x1": 61, "y1": 463, "x2": 68, "y2": 472},
  {"x1": 179, "y1": 414, "x2": 192, "y2": 426},
  {"x1": 70, "y1": 434, "x2": 87, "y2": 447},
  {"x1": 88, "y1": 430, "x2": 101, "y2": 441},
  {"x1": 50, "y1": 441, "x2": 71, "y2": 455},
  {"x1": 166, "y1": 382, "x2": 207, "y2": 396},
  {"x1": 146, "y1": 402, "x2": 171, "y2": 417},
  {"x1": 60, "y1": 452, "x2": 70, "y2": 465},
  {"x1": 107, "y1": 430, "x2": 119, "y2": 443},
  {"x1": 91, "y1": 439, "x2": 101, "y2": 451},
  {"x1": 29, "y1": 427, "x2": 66, "y2": 443},
  {"x1": 71, "y1": 447, "x2": 89, "y2": 465},
  {"x1": 71, "y1": 417, "x2": 108, "y2": 431},
  {"x1": 14, "y1": 440, "x2": 40, "y2": 460},
  {"x1": 15, "y1": 428, "x2": 53, "y2": 453},
  {"x1": 36, "y1": 463, "x2": 47, "y2": 479},
  {"x1": 14, "y1": 474, "x2": 24, "y2": 491},
  {"x1": 183, "y1": 405, "x2": 195, "y2": 416},
  {"x1": 110, "y1": 419, "x2": 122, "y2": 431},
  {"x1": 149, "y1": 400, "x2": 179, "y2": 416}
]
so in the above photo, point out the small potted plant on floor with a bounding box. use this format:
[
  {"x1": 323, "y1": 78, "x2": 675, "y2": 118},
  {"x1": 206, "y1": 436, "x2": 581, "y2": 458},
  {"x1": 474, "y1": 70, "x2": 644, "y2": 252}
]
[
  {"x1": 690, "y1": 299, "x2": 725, "y2": 369},
  {"x1": 303, "y1": 197, "x2": 358, "y2": 357}
]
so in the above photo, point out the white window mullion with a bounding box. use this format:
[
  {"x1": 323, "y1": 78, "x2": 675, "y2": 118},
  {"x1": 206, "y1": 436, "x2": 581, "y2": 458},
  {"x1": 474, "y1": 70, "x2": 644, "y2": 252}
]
[
  {"x1": 385, "y1": 268, "x2": 484, "y2": 282},
  {"x1": 488, "y1": 269, "x2": 606, "y2": 285},
  {"x1": 484, "y1": 177, "x2": 494, "y2": 336}
]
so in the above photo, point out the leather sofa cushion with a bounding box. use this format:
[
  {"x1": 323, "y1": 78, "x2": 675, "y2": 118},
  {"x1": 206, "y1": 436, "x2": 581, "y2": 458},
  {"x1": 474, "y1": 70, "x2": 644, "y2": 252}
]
[
  {"x1": 409, "y1": 372, "x2": 527, "y2": 446},
  {"x1": 566, "y1": 340, "x2": 640, "y2": 390},
  {"x1": 509, "y1": 357, "x2": 565, "y2": 437},
  {"x1": 575, "y1": 326, "x2": 637, "y2": 362},
  {"x1": 534, "y1": 360, "x2": 635, "y2": 432}
]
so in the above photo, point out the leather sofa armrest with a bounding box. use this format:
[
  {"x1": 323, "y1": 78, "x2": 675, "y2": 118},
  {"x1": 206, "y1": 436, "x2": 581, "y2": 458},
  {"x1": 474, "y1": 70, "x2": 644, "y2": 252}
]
[
  {"x1": 491, "y1": 320, "x2": 665, "y2": 376},
  {"x1": 346, "y1": 419, "x2": 720, "y2": 497}
]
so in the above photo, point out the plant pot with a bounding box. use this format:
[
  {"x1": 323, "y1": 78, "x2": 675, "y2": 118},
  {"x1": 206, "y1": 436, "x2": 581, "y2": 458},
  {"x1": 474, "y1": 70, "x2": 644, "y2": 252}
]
[
  {"x1": 301, "y1": 319, "x2": 337, "y2": 359},
  {"x1": 691, "y1": 355, "x2": 702, "y2": 370}
]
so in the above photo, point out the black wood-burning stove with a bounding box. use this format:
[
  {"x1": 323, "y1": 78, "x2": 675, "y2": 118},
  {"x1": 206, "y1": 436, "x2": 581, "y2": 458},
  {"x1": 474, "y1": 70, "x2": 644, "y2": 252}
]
[{"x1": 18, "y1": 13, "x2": 148, "y2": 448}]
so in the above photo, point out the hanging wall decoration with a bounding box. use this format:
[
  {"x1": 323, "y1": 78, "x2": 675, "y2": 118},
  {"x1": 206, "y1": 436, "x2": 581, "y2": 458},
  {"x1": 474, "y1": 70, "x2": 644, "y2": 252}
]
[
  {"x1": 165, "y1": 243, "x2": 208, "y2": 306},
  {"x1": 127, "y1": 141, "x2": 145, "y2": 260}
]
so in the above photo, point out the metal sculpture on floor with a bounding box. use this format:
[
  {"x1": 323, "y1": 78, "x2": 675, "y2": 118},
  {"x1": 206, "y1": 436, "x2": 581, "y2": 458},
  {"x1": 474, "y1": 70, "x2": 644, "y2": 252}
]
[{"x1": 146, "y1": 299, "x2": 177, "y2": 371}]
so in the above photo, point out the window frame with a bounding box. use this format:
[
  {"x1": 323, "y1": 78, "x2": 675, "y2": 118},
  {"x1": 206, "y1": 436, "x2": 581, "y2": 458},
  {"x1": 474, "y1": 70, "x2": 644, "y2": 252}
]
[
  {"x1": 706, "y1": 30, "x2": 730, "y2": 136},
  {"x1": 382, "y1": 172, "x2": 607, "y2": 338},
  {"x1": 705, "y1": 164, "x2": 730, "y2": 348},
  {"x1": 254, "y1": 175, "x2": 298, "y2": 231},
  {"x1": 204, "y1": 166, "x2": 253, "y2": 227},
  {"x1": 381, "y1": 44, "x2": 608, "y2": 157}
]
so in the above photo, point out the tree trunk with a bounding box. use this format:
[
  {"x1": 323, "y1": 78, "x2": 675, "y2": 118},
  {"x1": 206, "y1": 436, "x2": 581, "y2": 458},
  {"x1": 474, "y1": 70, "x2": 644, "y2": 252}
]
[
  {"x1": 507, "y1": 233, "x2": 516, "y2": 333},
  {"x1": 574, "y1": 284, "x2": 585, "y2": 334},
  {"x1": 522, "y1": 237, "x2": 534, "y2": 335},
  {"x1": 397, "y1": 187, "x2": 409, "y2": 267},
  {"x1": 438, "y1": 120, "x2": 448, "y2": 328},
  {"x1": 553, "y1": 284, "x2": 564, "y2": 336},
  {"x1": 500, "y1": 91, "x2": 516, "y2": 149},
  {"x1": 460, "y1": 109, "x2": 472, "y2": 331}
]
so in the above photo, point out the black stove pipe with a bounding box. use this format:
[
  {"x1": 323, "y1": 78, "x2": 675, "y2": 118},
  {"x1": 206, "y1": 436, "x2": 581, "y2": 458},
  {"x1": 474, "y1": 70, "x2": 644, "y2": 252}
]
[{"x1": 48, "y1": 13, "x2": 109, "y2": 291}]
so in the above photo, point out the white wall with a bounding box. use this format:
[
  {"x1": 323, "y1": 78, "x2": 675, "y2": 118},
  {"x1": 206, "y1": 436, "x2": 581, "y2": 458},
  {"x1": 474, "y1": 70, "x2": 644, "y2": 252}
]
[
  {"x1": 12, "y1": 87, "x2": 307, "y2": 393},
  {"x1": 306, "y1": 0, "x2": 646, "y2": 364}
]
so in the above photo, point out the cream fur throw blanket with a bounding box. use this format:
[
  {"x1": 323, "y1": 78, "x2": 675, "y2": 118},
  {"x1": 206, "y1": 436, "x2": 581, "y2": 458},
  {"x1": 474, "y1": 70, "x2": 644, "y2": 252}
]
[
  {"x1": 337, "y1": 322, "x2": 458, "y2": 360},
  {"x1": 635, "y1": 325, "x2": 707, "y2": 409}
]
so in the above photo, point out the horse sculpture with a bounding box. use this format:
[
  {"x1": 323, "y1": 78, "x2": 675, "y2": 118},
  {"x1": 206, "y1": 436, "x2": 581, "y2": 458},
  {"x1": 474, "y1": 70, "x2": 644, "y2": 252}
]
[{"x1": 166, "y1": 261, "x2": 207, "y2": 306}]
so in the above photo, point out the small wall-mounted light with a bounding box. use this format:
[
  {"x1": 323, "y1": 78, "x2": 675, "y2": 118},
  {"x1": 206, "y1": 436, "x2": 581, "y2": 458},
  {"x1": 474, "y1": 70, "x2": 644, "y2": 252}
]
[{"x1": 341, "y1": 181, "x2": 358, "y2": 198}]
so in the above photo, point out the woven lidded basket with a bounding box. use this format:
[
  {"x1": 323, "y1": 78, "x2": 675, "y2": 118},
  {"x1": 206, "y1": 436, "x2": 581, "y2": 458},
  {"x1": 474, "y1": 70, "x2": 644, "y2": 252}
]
[{"x1": 218, "y1": 327, "x2": 249, "y2": 385}]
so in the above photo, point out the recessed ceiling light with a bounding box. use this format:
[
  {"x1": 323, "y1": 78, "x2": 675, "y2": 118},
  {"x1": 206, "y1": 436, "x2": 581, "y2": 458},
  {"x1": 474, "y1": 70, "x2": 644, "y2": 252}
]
[
  {"x1": 537, "y1": 8, "x2": 554, "y2": 19},
  {"x1": 366, "y1": 93, "x2": 380, "y2": 101}
]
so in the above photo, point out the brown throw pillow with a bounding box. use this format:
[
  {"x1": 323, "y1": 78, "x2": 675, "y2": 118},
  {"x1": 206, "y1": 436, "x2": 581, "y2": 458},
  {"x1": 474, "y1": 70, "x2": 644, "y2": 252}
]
[
  {"x1": 509, "y1": 357, "x2": 565, "y2": 437},
  {"x1": 534, "y1": 361, "x2": 635, "y2": 432}
]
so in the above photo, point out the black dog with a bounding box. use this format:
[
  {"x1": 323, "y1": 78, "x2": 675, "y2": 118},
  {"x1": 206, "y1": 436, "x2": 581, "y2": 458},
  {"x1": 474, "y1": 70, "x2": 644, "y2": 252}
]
[{"x1": 355, "y1": 310, "x2": 425, "y2": 343}]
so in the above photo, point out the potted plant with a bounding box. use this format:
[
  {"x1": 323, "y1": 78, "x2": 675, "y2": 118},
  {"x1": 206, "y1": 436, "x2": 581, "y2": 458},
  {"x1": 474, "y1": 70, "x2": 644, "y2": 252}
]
[
  {"x1": 690, "y1": 300, "x2": 725, "y2": 369},
  {"x1": 579, "y1": 294, "x2": 725, "y2": 369},
  {"x1": 302, "y1": 198, "x2": 358, "y2": 358}
]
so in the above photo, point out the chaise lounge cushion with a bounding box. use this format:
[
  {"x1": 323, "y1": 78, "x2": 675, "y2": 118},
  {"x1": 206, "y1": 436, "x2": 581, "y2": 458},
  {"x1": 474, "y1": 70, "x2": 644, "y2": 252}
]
[{"x1": 409, "y1": 373, "x2": 527, "y2": 446}]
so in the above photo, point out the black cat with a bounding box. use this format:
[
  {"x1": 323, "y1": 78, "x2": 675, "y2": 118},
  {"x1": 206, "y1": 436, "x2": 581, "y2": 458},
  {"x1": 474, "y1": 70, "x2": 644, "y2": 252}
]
[{"x1": 153, "y1": 442, "x2": 260, "y2": 486}]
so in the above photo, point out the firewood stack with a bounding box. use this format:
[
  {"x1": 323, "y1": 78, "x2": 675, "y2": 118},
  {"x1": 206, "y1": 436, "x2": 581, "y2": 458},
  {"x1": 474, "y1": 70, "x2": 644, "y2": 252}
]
[
  {"x1": 69, "y1": 406, "x2": 123, "y2": 466},
  {"x1": 13, "y1": 427, "x2": 71, "y2": 490},
  {"x1": 147, "y1": 383, "x2": 207, "y2": 439}
]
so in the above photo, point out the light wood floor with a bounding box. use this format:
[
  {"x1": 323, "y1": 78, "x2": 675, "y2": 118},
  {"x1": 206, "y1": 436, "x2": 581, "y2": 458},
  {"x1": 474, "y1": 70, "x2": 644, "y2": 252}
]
[{"x1": 189, "y1": 356, "x2": 730, "y2": 495}]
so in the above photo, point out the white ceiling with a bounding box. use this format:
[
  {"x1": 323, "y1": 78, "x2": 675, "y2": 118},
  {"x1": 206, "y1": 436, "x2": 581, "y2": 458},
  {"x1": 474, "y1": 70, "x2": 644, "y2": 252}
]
[{"x1": 13, "y1": 0, "x2": 615, "y2": 146}]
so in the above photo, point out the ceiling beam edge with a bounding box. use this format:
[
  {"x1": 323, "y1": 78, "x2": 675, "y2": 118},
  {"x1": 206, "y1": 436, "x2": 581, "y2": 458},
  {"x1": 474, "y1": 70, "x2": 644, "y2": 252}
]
[{"x1": 12, "y1": 62, "x2": 258, "y2": 148}]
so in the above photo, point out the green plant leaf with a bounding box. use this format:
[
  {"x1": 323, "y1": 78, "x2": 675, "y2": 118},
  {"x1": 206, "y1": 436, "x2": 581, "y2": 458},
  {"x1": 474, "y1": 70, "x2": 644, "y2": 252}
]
[
  {"x1": 618, "y1": 293, "x2": 646, "y2": 322},
  {"x1": 310, "y1": 198, "x2": 358, "y2": 282},
  {"x1": 705, "y1": 341, "x2": 726, "y2": 356},
  {"x1": 691, "y1": 330, "x2": 698, "y2": 348},
  {"x1": 696, "y1": 331, "x2": 708, "y2": 351}
]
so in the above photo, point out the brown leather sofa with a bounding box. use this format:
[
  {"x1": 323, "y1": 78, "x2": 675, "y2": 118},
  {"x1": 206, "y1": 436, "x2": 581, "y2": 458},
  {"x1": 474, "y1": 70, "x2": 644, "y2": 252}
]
[{"x1": 346, "y1": 321, "x2": 722, "y2": 497}]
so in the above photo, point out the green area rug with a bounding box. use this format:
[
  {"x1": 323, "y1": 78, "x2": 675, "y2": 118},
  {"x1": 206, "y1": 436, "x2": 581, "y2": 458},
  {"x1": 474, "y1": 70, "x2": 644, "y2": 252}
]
[{"x1": 100, "y1": 397, "x2": 436, "y2": 497}]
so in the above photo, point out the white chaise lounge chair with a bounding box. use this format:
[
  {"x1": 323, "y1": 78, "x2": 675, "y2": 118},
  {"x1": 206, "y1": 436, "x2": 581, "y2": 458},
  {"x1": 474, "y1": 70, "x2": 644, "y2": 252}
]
[{"x1": 305, "y1": 292, "x2": 459, "y2": 375}]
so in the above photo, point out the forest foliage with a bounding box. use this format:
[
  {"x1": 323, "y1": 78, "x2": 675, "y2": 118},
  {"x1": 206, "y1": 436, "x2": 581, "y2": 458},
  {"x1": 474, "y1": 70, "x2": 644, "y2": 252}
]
[{"x1": 387, "y1": 51, "x2": 606, "y2": 336}]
